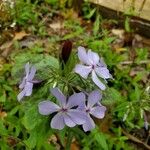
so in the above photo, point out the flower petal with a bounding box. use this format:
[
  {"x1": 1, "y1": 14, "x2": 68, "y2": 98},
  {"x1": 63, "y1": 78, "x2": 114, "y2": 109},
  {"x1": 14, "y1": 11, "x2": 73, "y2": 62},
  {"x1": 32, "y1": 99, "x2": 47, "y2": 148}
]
[
  {"x1": 25, "y1": 62, "x2": 30, "y2": 75},
  {"x1": 51, "y1": 88, "x2": 66, "y2": 107},
  {"x1": 87, "y1": 50, "x2": 99, "y2": 65},
  {"x1": 95, "y1": 67, "x2": 112, "y2": 79},
  {"x1": 51, "y1": 112, "x2": 65, "y2": 130},
  {"x1": 17, "y1": 89, "x2": 26, "y2": 101},
  {"x1": 24, "y1": 82, "x2": 33, "y2": 96},
  {"x1": 74, "y1": 64, "x2": 92, "y2": 79},
  {"x1": 98, "y1": 58, "x2": 107, "y2": 67},
  {"x1": 91, "y1": 71, "x2": 106, "y2": 90},
  {"x1": 78, "y1": 101, "x2": 86, "y2": 111},
  {"x1": 67, "y1": 109, "x2": 87, "y2": 125},
  {"x1": 87, "y1": 90, "x2": 102, "y2": 108},
  {"x1": 82, "y1": 115, "x2": 95, "y2": 132},
  {"x1": 96, "y1": 101, "x2": 103, "y2": 106},
  {"x1": 90, "y1": 106, "x2": 106, "y2": 119},
  {"x1": 31, "y1": 80, "x2": 42, "y2": 84},
  {"x1": 63, "y1": 114, "x2": 76, "y2": 127},
  {"x1": 78, "y1": 46, "x2": 90, "y2": 65},
  {"x1": 67, "y1": 92, "x2": 86, "y2": 108},
  {"x1": 19, "y1": 78, "x2": 26, "y2": 89},
  {"x1": 28, "y1": 66, "x2": 36, "y2": 81},
  {"x1": 38, "y1": 100, "x2": 60, "y2": 115}
]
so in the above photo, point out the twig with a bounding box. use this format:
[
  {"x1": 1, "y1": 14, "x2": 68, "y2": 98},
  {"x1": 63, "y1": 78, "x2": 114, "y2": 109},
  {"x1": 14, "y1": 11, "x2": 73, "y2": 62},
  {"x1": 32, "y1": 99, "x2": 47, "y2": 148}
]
[
  {"x1": 119, "y1": 60, "x2": 150, "y2": 65},
  {"x1": 121, "y1": 128, "x2": 150, "y2": 150},
  {"x1": 139, "y1": 0, "x2": 147, "y2": 14}
]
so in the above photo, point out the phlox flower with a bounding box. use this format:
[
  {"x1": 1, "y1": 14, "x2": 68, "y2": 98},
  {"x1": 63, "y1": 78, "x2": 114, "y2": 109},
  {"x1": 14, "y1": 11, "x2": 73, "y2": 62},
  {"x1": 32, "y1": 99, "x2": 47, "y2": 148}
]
[
  {"x1": 79, "y1": 90, "x2": 106, "y2": 132},
  {"x1": 38, "y1": 88, "x2": 88, "y2": 130},
  {"x1": 17, "y1": 62, "x2": 36, "y2": 101},
  {"x1": 74, "y1": 46, "x2": 112, "y2": 90}
]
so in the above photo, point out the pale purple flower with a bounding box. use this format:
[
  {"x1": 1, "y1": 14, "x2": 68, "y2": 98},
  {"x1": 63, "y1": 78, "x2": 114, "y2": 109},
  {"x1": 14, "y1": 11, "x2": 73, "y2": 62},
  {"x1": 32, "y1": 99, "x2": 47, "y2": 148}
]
[
  {"x1": 17, "y1": 62, "x2": 36, "y2": 101},
  {"x1": 74, "y1": 46, "x2": 112, "y2": 90},
  {"x1": 79, "y1": 90, "x2": 106, "y2": 132},
  {"x1": 38, "y1": 88, "x2": 88, "y2": 130}
]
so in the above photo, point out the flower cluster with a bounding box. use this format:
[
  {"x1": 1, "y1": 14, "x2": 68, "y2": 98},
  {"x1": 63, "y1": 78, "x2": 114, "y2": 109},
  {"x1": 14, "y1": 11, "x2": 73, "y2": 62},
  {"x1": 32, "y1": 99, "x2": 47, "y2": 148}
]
[
  {"x1": 38, "y1": 88, "x2": 106, "y2": 131},
  {"x1": 17, "y1": 46, "x2": 112, "y2": 132}
]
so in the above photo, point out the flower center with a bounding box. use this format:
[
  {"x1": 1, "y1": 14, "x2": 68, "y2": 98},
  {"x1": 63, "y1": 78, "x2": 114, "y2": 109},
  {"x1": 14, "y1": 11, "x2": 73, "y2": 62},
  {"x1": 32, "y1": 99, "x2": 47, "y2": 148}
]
[
  {"x1": 92, "y1": 65, "x2": 95, "y2": 70},
  {"x1": 61, "y1": 108, "x2": 68, "y2": 112},
  {"x1": 86, "y1": 108, "x2": 90, "y2": 113}
]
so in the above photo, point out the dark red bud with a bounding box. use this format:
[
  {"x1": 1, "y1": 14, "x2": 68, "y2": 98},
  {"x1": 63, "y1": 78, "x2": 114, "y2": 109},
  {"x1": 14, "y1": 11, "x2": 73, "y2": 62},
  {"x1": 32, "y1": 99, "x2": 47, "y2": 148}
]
[{"x1": 61, "y1": 40, "x2": 72, "y2": 63}]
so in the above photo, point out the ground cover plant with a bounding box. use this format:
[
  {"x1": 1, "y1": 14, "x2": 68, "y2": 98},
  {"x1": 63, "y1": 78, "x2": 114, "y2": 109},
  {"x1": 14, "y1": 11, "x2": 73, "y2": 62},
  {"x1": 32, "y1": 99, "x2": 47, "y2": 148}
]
[{"x1": 0, "y1": 0, "x2": 150, "y2": 149}]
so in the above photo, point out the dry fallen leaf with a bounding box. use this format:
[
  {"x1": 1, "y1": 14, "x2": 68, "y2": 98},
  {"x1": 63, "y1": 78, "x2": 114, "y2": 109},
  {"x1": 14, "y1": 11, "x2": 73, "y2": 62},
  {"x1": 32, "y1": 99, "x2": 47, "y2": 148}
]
[
  {"x1": 71, "y1": 142, "x2": 80, "y2": 150},
  {"x1": 49, "y1": 22, "x2": 64, "y2": 31},
  {"x1": 13, "y1": 31, "x2": 30, "y2": 41},
  {"x1": 0, "y1": 31, "x2": 30, "y2": 57},
  {"x1": 0, "y1": 43, "x2": 14, "y2": 57},
  {"x1": 129, "y1": 67, "x2": 145, "y2": 77},
  {"x1": 116, "y1": 47, "x2": 127, "y2": 52},
  {"x1": 0, "y1": 111, "x2": 7, "y2": 119},
  {"x1": 48, "y1": 134, "x2": 61, "y2": 150},
  {"x1": 7, "y1": 136, "x2": 18, "y2": 147},
  {"x1": 95, "y1": 113, "x2": 113, "y2": 134},
  {"x1": 111, "y1": 29, "x2": 125, "y2": 39},
  {"x1": 0, "y1": 41, "x2": 13, "y2": 52}
]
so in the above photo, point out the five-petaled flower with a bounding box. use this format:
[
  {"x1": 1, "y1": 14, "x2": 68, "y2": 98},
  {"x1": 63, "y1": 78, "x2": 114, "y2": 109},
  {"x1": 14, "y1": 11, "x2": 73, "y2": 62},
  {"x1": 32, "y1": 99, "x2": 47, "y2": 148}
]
[
  {"x1": 38, "y1": 88, "x2": 88, "y2": 130},
  {"x1": 74, "y1": 46, "x2": 112, "y2": 90},
  {"x1": 78, "y1": 90, "x2": 106, "y2": 132},
  {"x1": 17, "y1": 62, "x2": 36, "y2": 101}
]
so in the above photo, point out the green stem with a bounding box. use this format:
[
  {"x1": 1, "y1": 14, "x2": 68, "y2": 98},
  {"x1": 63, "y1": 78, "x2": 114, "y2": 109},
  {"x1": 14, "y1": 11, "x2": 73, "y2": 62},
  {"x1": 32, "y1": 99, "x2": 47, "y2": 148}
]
[
  {"x1": 78, "y1": 75, "x2": 87, "y2": 89},
  {"x1": 65, "y1": 130, "x2": 73, "y2": 150}
]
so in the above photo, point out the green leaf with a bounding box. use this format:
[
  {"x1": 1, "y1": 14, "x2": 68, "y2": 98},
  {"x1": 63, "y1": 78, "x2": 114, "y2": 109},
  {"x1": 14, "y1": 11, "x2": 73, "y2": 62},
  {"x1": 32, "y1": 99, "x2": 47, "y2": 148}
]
[
  {"x1": 62, "y1": 29, "x2": 83, "y2": 40},
  {"x1": 58, "y1": 128, "x2": 67, "y2": 147},
  {"x1": 125, "y1": 17, "x2": 131, "y2": 32},
  {"x1": 83, "y1": 147, "x2": 90, "y2": 150},
  {"x1": 85, "y1": 8, "x2": 96, "y2": 19},
  {"x1": 0, "y1": 141, "x2": 10, "y2": 150},
  {"x1": 0, "y1": 92, "x2": 6, "y2": 102},
  {"x1": 45, "y1": 0, "x2": 58, "y2": 5},
  {"x1": 63, "y1": 52, "x2": 77, "y2": 75},
  {"x1": 3, "y1": 84, "x2": 13, "y2": 91},
  {"x1": 0, "y1": 121, "x2": 8, "y2": 135},
  {"x1": 102, "y1": 87, "x2": 124, "y2": 105},
  {"x1": 11, "y1": 52, "x2": 59, "y2": 82},
  {"x1": 22, "y1": 104, "x2": 41, "y2": 130},
  {"x1": 92, "y1": 129, "x2": 108, "y2": 150},
  {"x1": 93, "y1": 14, "x2": 100, "y2": 36},
  {"x1": 24, "y1": 130, "x2": 37, "y2": 149},
  {"x1": 9, "y1": 105, "x2": 20, "y2": 116},
  {"x1": 33, "y1": 119, "x2": 55, "y2": 150},
  {"x1": 35, "y1": 55, "x2": 59, "y2": 70}
]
